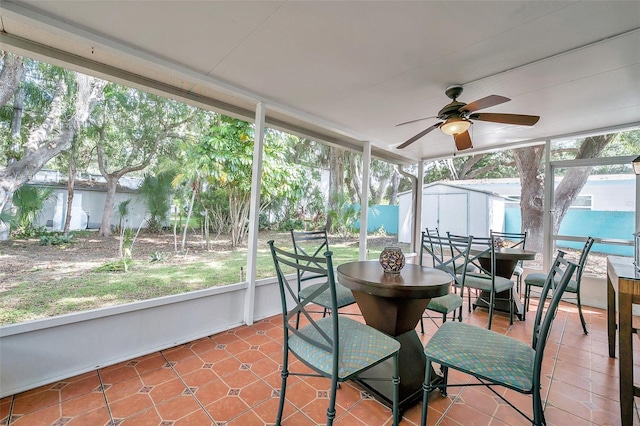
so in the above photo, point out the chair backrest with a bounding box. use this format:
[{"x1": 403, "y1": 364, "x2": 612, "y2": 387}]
[
  {"x1": 291, "y1": 229, "x2": 330, "y2": 290},
  {"x1": 575, "y1": 236, "x2": 595, "y2": 287},
  {"x1": 423, "y1": 228, "x2": 443, "y2": 268},
  {"x1": 420, "y1": 232, "x2": 472, "y2": 285},
  {"x1": 459, "y1": 234, "x2": 495, "y2": 278},
  {"x1": 490, "y1": 230, "x2": 527, "y2": 250},
  {"x1": 530, "y1": 250, "x2": 578, "y2": 389},
  {"x1": 269, "y1": 240, "x2": 338, "y2": 354}
]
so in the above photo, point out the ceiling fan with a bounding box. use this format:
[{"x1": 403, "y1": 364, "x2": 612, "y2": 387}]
[{"x1": 396, "y1": 85, "x2": 540, "y2": 151}]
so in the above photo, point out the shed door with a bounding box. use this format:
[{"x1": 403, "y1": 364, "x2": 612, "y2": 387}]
[{"x1": 421, "y1": 193, "x2": 468, "y2": 235}]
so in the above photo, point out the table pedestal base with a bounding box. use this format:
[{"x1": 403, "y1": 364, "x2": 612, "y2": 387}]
[
  {"x1": 473, "y1": 287, "x2": 524, "y2": 320},
  {"x1": 354, "y1": 329, "x2": 441, "y2": 413}
]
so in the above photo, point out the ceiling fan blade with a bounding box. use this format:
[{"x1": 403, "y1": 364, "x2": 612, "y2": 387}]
[
  {"x1": 397, "y1": 123, "x2": 442, "y2": 149},
  {"x1": 454, "y1": 131, "x2": 473, "y2": 151},
  {"x1": 460, "y1": 95, "x2": 510, "y2": 113},
  {"x1": 470, "y1": 113, "x2": 540, "y2": 126},
  {"x1": 395, "y1": 116, "x2": 437, "y2": 127}
]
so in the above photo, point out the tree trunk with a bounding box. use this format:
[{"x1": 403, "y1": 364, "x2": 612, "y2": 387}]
[
  {"x1": 9, "y1": 87, "x2": 24, "y2": 163},
  {"x1": 514, "y1": 146, "x2": 545, "y2": 251},
  {"x1": 388, "y1": 169, "x2": 400, "y2": 205},
  {"x1": 181, "y1": 183, "x2": 197, "y2": 252},
  {"x1": 327, "y1": 146, "x2": 345, "y2": 230},
  {"x1": 63, "y1": 153, "x2": 77, "y2": 235},
  {"x1": 0, "y1": 52, "x2": 23, "y2": 108},
  {"x1": 514, "y1": 134, "x2": 613, "y2": 251},
  {"x1": 99, "y1": 175, "x2": 121, "y2": 237},
  {"x1": 552, "y1": 134, "x2": 613, "y2": 232}
]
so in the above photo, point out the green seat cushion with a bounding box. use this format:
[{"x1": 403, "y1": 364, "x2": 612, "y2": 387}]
[
  {"x1": 289, "y1": 316, "x2": 400, "y2": 380},
  {"x1": 460, "y1": 273, "x2": 514, "y2": 293},
  {"x1": 525, "y1": 273, "x2": 577, "y2": 293},
  {"x1": 427, "y1": 293, "x2": 463, "y2": 314},
  {"x1": 424, "y1": 321, "x2": 535, "y2": 392},
  {"x1": 299, "y1": 282, "x2": 356, "y2": 309}
]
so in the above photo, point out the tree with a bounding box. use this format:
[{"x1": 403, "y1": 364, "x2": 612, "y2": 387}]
[
  {"x1": 88, "y1": 84, "x2": 193, "y2": 236},
  {"x1": 205, "y1": 118, "x2": 305, "y2": 246},
  {"x1": 514, "y1": 134, "x2": 615, "y2": 250},
  {"x1": 0, "y1": 56, "x2": 106, "y2": 234}
]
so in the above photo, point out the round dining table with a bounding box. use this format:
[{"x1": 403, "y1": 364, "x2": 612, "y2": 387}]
[{"x1": 337, "y1": 261, "x2": 452, "y2": 412}]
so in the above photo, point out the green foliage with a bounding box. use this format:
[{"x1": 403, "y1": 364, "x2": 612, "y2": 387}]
[
  {"x1": 139, "y1": 172, "x2": 174, "y2": 232},
  {"x1": 39, "y1": 233, "x2": 74, "y2": 246},
  {"x1": 94, "y1": 259, "x2": 134, "y2": 272},
  {"x1": 9, "y1": 185, "x2": 53, "y2": 238},
  {"x1": 116, "y1": 199, "x2": 131, "y2": 232},
  {"x1": 326, "y1": 193, "x2": 359, "y2": 238},
  {"x1": 149, "y1": 251, "x2": 167, "y2": 262}
]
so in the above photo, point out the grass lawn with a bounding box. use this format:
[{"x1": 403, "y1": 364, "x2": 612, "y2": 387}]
[{"x1": 0, "y1": 231, "x2": 406, "y2": 325}]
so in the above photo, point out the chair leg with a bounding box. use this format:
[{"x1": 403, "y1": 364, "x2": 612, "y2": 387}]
[
  {"x1": 420, "y1": 316, "x2": 425, "y2": 334},
  {"x1": 532, "y1": 383, "x2": 547, "y2": 426},
  {"x1": 322, "y1": 308, "x2": 328, "y2": 318},
  {"x1": 392, "y1": 354, "x2": 400, "y2": 426},
  {"x1": 326, "y1": 375, "x2": 338, "y2": 426},
  {"x1": 488, "y1": 290, "x2": 495, "y2": 330},
  {"x1": 509, "y1": 289, "x2": 514, "y2": 326},
  {"x1": 421, "y1": 359, "x2": 433, "y2": 426},
  {"x1": 276, "y1": 350, "x2": 289, "y2": 426},
  {"x1": 576, "y1": 292, "x2": 588, "y2": 335}
]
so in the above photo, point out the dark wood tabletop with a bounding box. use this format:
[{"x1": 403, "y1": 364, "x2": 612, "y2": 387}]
[
  {"x1": 470, "y1": 246, "x2": 537, "y2": 261},
  {"x1": 337, "y1": 261, "x2": 452, "y2": 299}
]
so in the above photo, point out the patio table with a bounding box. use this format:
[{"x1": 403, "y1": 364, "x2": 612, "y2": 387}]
[{"x1": 337, "y1": 261, "x2": 451, "y2": 412}]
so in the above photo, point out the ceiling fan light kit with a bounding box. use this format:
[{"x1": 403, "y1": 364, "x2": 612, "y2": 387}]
[
  {"x1": 440, "y1": 117, "x2": 471, "y2": 135},
  {"x1": 396, "y1": 85, "x2": 540, "y2": 151}
]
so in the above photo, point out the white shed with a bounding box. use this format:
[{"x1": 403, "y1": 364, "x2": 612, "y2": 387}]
[{"x1": 398, "y1": 182, "x2": 508, "y2": 243}]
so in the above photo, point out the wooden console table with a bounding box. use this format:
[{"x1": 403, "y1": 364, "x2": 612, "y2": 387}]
[{"x1": 606, "y1": 255, "x2": 640, "y2": 426}]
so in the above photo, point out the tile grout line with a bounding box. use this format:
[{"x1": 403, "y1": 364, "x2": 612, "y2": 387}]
[
  {"x1": 161, "y1": 344, "x2": 219, "y2": 425},
  {"x1": 96, "y1": 369, "x2": 117, "y2": 426}
]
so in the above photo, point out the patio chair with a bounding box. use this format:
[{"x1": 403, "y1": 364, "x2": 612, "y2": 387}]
[
  {"x1": 291, "y1": 229, "x2": 356, "y2": 328},
  {"x1": 268, "y1": 241, "x2": 401, "y2": 426},
  {"x1": 418, "y1": 232, "x2": 471, "y2": 332},
  {"x1": 420, "y1": 251, "x2": 578, "y2": 426},
  {"x1": 490, "y1": 230, "x2": 528, "y2": 294},
  {"x1": 454, "y1": 234, "x2": 515, "y2": 329},
  {"x1": 524, "y1": 236, "x2": 595, "y2": 334}
]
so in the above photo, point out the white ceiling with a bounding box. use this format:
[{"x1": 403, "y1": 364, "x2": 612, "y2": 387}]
[{"x1": 1, "y1": 1, "x2": 639, "y2": 164}]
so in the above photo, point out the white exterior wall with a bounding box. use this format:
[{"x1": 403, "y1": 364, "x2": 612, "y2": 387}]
[
  {"x1": 35, "y1": 187, "x2": 150, "y2": 231},
  {"x1": 454, "y1": 175, "x2": 635, "y2": 211},
  {"x1": 398, "y1": 183, "x2": 505, "y2": 242}
]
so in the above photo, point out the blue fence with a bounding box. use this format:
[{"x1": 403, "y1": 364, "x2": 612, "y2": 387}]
[
  {"x1": 505, "y1": 208, "x2": 634, "y2": 255},
  {"x1": 352, "y1": 204, "x2": 399, "y2": 234},
  {"x1": 352, "y1": 205, "x2": 634, "y2": 255}
]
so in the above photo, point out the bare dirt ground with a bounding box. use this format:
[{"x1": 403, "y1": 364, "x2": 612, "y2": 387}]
[
  {"x1": 0, "y1": 231, "x2": 231, "y2": 289},
  {"x1": 0, "y1": 231, "x2": 403, "y2": 291}
]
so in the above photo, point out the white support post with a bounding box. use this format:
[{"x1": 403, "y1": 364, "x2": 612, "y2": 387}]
[
  {"x1": 542, "y1": 140, "x2": 553, "y2": 272},
  {"x1": 359, "y1": 141, "x2": 371, "y2": 260},
  {"x1": 244, "y1": 102, "x2": 266, "y2": 326},
  {"x1": 413, "y1": 160, "x2": 424, "y2": 254}
]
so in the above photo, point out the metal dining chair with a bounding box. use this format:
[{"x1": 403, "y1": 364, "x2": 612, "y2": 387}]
[
  {"x1": 524, "y1": 236, "x2": 595, "y2": 334},
  {"x1": 269, "y1": 241, "x2": 401, "y2": 426},
  {"x1": 490, "y1": 230, "x2": 528, "y2": 294},
  {"x1": 418, "y1": 232, "x2": 471, "y2": 331},
  {"x1": 453, "y1": 233, "x2": 515, "y2": 329},
  {"x1": 290, "y1": 228, "x2": 356, "y2": 328},
  {"x1": 420, "y1": 251, "x2": 578, "y2": 426}
]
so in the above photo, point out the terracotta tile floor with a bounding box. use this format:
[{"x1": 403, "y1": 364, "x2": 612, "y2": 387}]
[{"x1": 2, "y1": 299, "x2": 639, "y2": 425}]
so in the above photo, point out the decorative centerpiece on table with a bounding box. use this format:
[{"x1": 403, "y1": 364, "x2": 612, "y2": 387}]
[
  {"x1": 493, "y1": 237, "x2": 505, "y2": 248},
  {"x1": 379, "y1": 247, "x2": 406, "y2": 274}
]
